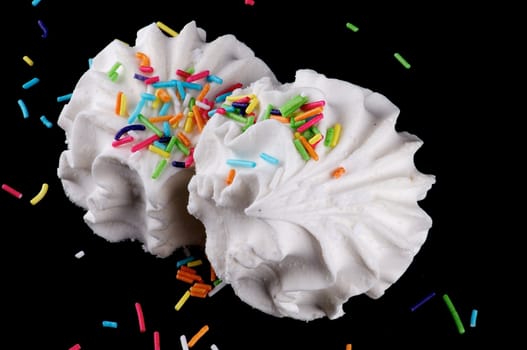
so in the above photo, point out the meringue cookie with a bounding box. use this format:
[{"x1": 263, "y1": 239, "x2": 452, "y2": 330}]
[
  {"x1": 187, "y1": 69, "x2": 435, "y2": 320},
  {"x1": 57, "y1": 21, "x2": 277, "y2": 257}
]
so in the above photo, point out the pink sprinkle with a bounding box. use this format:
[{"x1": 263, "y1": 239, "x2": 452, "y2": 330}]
[
  {"x1": 296, "y1": 113, "x2": 324, "y2": 133},
  {"x1": 139, "y1": 66, "x2": 154, "y2": 73},
  {"x1": 112, "y1": 135, "x2": 134, "y2": 147},
  {"x1": 131, "y1": 134, "x2": 160, "y2": 152},
  {"x1": 135, "y1": 302, "x2": 146, "y2": 333},
  {"x1": 145, "y1": 76, "x2": 160, "y2": 85},
  {"x1": 185, "y1": 148, "x2": 195, "y2": 168},
  {"x1": 2, "y1": 184, "x2": 23, "y2": 199},
  {"x1": 216, "y1": 108, "x2": 226, "y2": 115},
  {"x1": 186, "y1": 70, "x2": 210, "y2": 82},
  {"x1": 154, "y1": 331, "x2": 161, "y2": 350},
  {"x1": 300, "y1": 100, "x2": 326, "y2": 111},
  {"x1": 245, "y1": 0, "x2": 255, "y2": 5},
  {"x1": 176, "y1": 69, "x2": 191, "y2": 79},
  {"x1": 69, "y1": 344, "x2": 81, "y2": 350}
]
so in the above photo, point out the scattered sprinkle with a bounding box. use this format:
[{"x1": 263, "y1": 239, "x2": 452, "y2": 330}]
[
  {"x1": 22, "y1": 55, "x2": 34, "y2": 66},
  {"x1": 154, "y1": 331, "x2": 161, "y2": 350},
  {"x1": 332, "y1": 166, "x2": 346, "y2": 179},
  {"x1": 156, "y1": 21, "x2": 178, "y2": 37},
  {"x1": 135, "y1": 302, "x2": 147, "y2": 333},
  {"x1": 31, "y1": 0, "x2": 42, "y2": 6},
  {"x1": 2, "y1": 184, "x2": 23, "y2": 199},
  {"x1": 29, "y1": 182, "x2": 48, "y2": 205},
  {"x1": 225, "y1": 168, "x2": 236, "y2": 185},
  {"x1": 37, "y1": 19, "x2": 48, "y2": 38},
  {"x1": 22, "y1": 77, "x2": 40, "y2": 89},
  {"x1": 17, "y1": 99, "x2": 29, "y2": 119},
  {"x1": 188, "y1": 325, "x2": 209, "y2": 348},
  {"x1": 226, "y1": 159, "x2": 257, "y2": 168},
  {"x1": 207, "y1": 280, "x2": 226, "y2": 297},
  {"x1": 74, "y1": 250, "x2": 85, "y2": 259},
  {"x1": 245, "y1": 0, "x2": 255, "y2": 5},
  {"x1": 345, "y1": 344, "x2": 352, "y2": 350},
  {"x1": 57, "y1": 93, "x2": 73, "y2": 103},
  {"x1": 259, "y1": 152, "x2": 280, "y2": 165},
  {"x1": 102, "y1": 320, "x2": 118, "y2": 328},
  {"x1": 346, "y1": 22, "x2": 359, "y2": 32},
  {"x1": 470, "y1": 309, "x2": 478, "y2": 327},
  {"x1": 40, "y1": 115, "x2": 53, "y2": 128},
  {"x1": 180, "y1": 335, "x2": 190, "y2": 350},
  {"x1": 175, "y1": 290, "x2": 191, "y2": 311},
  {"x1": 394, "y1": 52, "x2": 411, "y2": 69},
  {"x1": 442, "y1": 294, "x2": 465, "y2": 334},
  {"x1": 410, "y1": 291, "x2": 436, "y2": 312},
  {"x1": 68, "y1": 344, "x2": 81, "y2": 350}
]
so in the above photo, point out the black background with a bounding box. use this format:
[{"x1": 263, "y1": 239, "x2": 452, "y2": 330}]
[{"x1": 3, "y1": 1, "x2": 500, "y2": 349}]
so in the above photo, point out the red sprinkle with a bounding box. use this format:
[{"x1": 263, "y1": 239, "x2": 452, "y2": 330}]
[{"x1": 2, "y1": 184, "x2": 23, "y2": 199}]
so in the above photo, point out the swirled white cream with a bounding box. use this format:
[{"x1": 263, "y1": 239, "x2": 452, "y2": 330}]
[
  {"x1": 187, "y1": 69, "x2": 435, "y2": 321},
  {"x1": 57, "y1": 21, "x2": 277, "y2": 257}
]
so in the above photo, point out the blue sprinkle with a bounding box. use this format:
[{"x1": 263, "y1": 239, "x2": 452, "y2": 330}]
[
  {"x1": 159, "y1": 102, "x2": 171, "y2": 116},
  {"x1": 88, "y1": 58, "x2": 93, "y2": 68},
  {"x1": 114, "y1": 124, "x2": 146, "y2": 140},
  {"x1": 22, "y1": 77, "x2": 40, "y2": 89},
  {"x1": 206, "y1": 74, "x2": 223, "y2": 84},
  {"x1": 162, "y1": 121, "x2": 171, "y2": 137},
  {"x1": 259, "y1": 152, "x2": 280, "y2": 165},
  {"x1": 214, "y1": 91, "x2": 232, "y2": 103},
  {"x1": 226, "y1": 159, "x2": 257, "y2": 168},
  {"x1": 31, "y1": 0, "x2": 42, "y2": 6},
  {"x1": 152, "y1": 80, "x2": 177, "y2": 88},
  {"x1": 57, "y1": 93, "x2": 73, "y2": 103},
  {"x1": 176, "y1": 256, "x2": 195, "y2": 267},
  {"x1": 470, "y1": 309, "x2": 478, "y2": 327},
  {"x1": 102, "y1": 321, "x2": 118, "y2": 328},
  {"x1": 40, "y1": 115, "x2": 53, "y2": 128},
  {"x1": 17, "y1": 99, "x2": 29, "y2": 119},
  {"x1": 172, "y1": 161, "x2": 186, "y2": 168}
]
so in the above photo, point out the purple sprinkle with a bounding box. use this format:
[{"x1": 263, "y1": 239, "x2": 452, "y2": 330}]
[
  {"x1": 410, "y1": 291, "x2": 436, "y2": 312},
  {"x1": 114, "y1": 124, "x2": 146, "y2": 140},
  {"x1": 38, "y1": 19, "x2": 48, "y2": 38}
]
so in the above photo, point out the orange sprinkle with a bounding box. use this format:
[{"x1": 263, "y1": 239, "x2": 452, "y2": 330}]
[
  {"x1": 148, "y1": 116, "x2": 172, "y2": 123},
  {"x1": 188, "y1": 325, "x2": 209, "y2": 348},
  {"x1": 176, "y1": 274, "x2": 195, "y2": 284},
  {"x1": 346, "y1": 344, "x2": 352, "y2": 350},
  {"x1": 115, "y1": 91, "x2": 123, "y2": 115},
  {"x1": 189, "y1": 287, "x2": 209, "y2": 298},
  {"x1": 169, "y1": 113, "x2": 184, "y2": 127},
  {"x1": 298, "y1": 135, "x2": 319, "y2": 161},
  {"x1": 177, "y1": 132, "x2": 192, "y2": 147},
  {"x1": 197, "y1": 82, "x2": 210, "y2": 101},
  {"x1": 179, "y1": 265, "x2": 197, "y2": 274},
  {"x1": 155, "y1": 88, "x2": 171, "y2": 102},
  {"x1": 226, "y1": 168, "x2": 236, "y2": 185},
  {"x1": 192, "y1": 282, "x2": 213, "y2": 292},
  {"x1": 135, "y1": 52, "x2": 151, "y2": 67},
  {"x1": 332, "y1": 166, "x2": 346, "y2": 178},
  {"x1": 177, "y1": 269, "x2": 203, "y2": 283},
  {"x1": 210, "y1": 265, "x2": 217, "y2": 281},
  {"x1": 192, "y1": 105, "x2": 205, "y2": 132},
  {"x1": 293, "y1": 106, "x2": 324, "y2": 122},
  {"x1": 269, "y1": 115, "x2": 289, "y2": 123}
]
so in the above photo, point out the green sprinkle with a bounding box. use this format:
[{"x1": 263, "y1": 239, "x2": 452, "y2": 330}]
[
  {"x1": 226, "y1": 111, "x2": 248, "y2": 124},
  {"x1": 165, "y1": 135, "x2": 178, "y2": 153},
  {"x1": 324, "y1": 127, "x2": 335, "y2": 147},
  {"x1": 302, "y1": 129, "x2": 314, "y2": 140},
  {"x1": 442, "y1": 294, "x2": 465, "y2": 334},
  {"x1": 346, "y1": 22, "x2": 359, "y2": 32},
  {"x1": 188, "y1": 96, "x2": 195, "y2": 109},
  {"x1": 279, "y1": 94, "x2": 308, "y2": 118},
  {"x1": 262, "y1": 104, "x2": 273, "y2": 120},
  {"x1": 175, "y1": 138, "x2": 190, "y2": 156},
  {"x1": 138, "y1": 114, "x2": 164, "y2": 137},
  {"x1": 293, "y1": 138, "x2": 310, "y2": 161},
  {"x1": 152, "y1": 159, "x2": 168, "y2": 179},
  {"x1": 242, "y1": 116, "x2": 255, "y2": 132},
  {"x1": 394, "y1": 52, "x2": 411, "y2": 69}
]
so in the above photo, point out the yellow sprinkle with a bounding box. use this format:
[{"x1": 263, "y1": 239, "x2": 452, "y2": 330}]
[
  {"x1": 156, "y1": 21, "x2": 178, "y2": 37},
  {"x1": 23, "y1": 55, "x2": 34, "y2": 66},
  {"x1": 119, "y1": 93, "x2": 127, "y2": 116},
  {"x1": 151, "y1": 96, "x2": 161, "y2": 110},
  {"x1": 245, "y1": 96, "x2": 259, "y2": 114},
  {"x1": 308, "y1": 133, "x2": 323, "y2": 145},
  {"x1": 187, "y1": 259, "x2": 203, "y2": 267},
  {"x1": 330, "y1": 123, "x2": 342, "y2": 147},
  {"x1": 29, "y1": 183, "x2": 48, "y2": 205},
  {"x1": 148, "y1": 145, "x2": 170, "y2": 158},
  {"x1": 226, "y1": 94, "x2": 256, "y2": 101},
  {"x1": 174, "y1": 290, "x2": 191, "y2": 311},
  {"x1": 184, "y1": 113, "x2": 194, "y2": 133}
]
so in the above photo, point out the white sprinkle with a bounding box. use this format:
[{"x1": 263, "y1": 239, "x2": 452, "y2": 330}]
[
  {"x1": 211, "y1": 345, "x2": 220, "y2": 350},
  {"x1": 180, "y1": 335, "x2": 189, "y2": 350},
  {"x1": 75, "y1": 250, "x2": 85, "y2": 259},
  {"x1": 207, "y1": 280, "x2": 227, "y2": 297}
]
